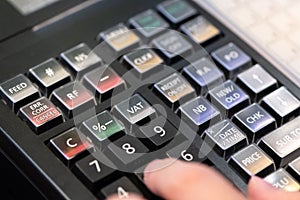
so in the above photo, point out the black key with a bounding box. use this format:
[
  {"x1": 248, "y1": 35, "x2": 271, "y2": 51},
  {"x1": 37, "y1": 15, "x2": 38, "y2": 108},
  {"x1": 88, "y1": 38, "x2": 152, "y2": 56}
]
[
  {"x1": 236, "y1": 64, "x2": 277, "y2": 101},
  {"x1": 28, "y1": 58, "x2": 71, "y2": 97},
  {"x1": 123, "y1": 48, "x2": 163, "y2": 79},
  {"x1": 50, "y1": 82, "x2": 96, "y2": 118},
  {"x1": 208, "y1": 80, "x2": 250, "y2": 118},
  {"x1": 229, "y1": 144, "x2": 275, "y2": 182},
  {"x1": 157, "y1": 0, "x2": 197, "y2": 25},
  {"x1": 60, "y1": 43, "x2": 103, "y2": 78},
  {"x1": 98, "y1": 23, "x2": 140, "y2": 56},
  {"x1": 166, "y1": 140, "x2": 207, "y2": 162},
  {"x1": 259, "y1": 116, "x2": 300, "y2": 168},
  {"x1": 107, "y1": 135, "x2": 149, "y2": 165},
  {"x1": 211, "y1": 43, "x2": 252, "y2": 78},
  {"x1": 233, "y1": 103, "x2": 276, "y2": 142},
  {"x1": 100, "y1": 177, "x2": 143, "y2": 199},
  {"x1": 50, "y1": 128, "x2": 93, "y2": 161},
  {"x1": 0, "y1": 74, "x2": 40, "y2": 113},
  {"x1": 177, "y1": 96, "x2": 221, "y2": 133},
  {"x1": 139, "y1": 116, "x2": 177, "y2": 148},
  {"x1": 204, "y1": 120, "x2": 248, "y2": 159},
  {"x1": 75, "y1": 155, "x2": 115, "y2": 190},
  {"x1": 180, "y1": 16, "x2": 220, "y2": 44},
  {"x1": 287, "y1": 157, "x2": 300, "y2": 182},
  {"x1": 18, "y1": 97, "x2": 63, "y2": 134},
  {"x1": 129, "y1": 9, "x2": 169, "y2": 40},
  {"x1": 152, "y1": 31, "x2": 192, "y2": 64},
  {"x1": 112, "y1": 94, "x2": 156, "y2": 131},
  {"x1": 154, "y1": 73, "x2": 195, "y2": 110},
  {"x1": 82, "y1": 66, "x2": 126, "y2": 102},
  {"x1": 264, "y1": 169, "x2": 300, "y2": 191},
  {"x1": 261, "y1": 87, "x2": 300, "y2": 125},
  {"x1": 182, "y1": 57, "x2": 225, "y2": 95}
]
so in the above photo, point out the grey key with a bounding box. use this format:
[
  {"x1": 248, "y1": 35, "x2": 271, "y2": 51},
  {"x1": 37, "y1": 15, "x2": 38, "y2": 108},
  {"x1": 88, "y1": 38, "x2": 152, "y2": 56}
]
[
  {"x1": 0, "y1": 74, "x2": 40, "y2": 113},
  {"x1": 204, "y1": 120, "x2": 248, "y2": 159},
  {"x1": 112, "y1": 94, "x2": 156, "y2": 131},
  {"x1": 229, "y1": 144, "x2": 275, "y2": 181},
  {"x1": 211, "y1": 43, "x2": 252, "y2": 78},
  {"x1": 233, "y1": 103, "x2": 276, "y2": 142},
  {"x1": 129, "y1": 9, "x2": 169, "y2": 39},
  {"x1": 152, "y1": 31, "x2": 192, "y2": 64},
  {"x1": 177, "y1": 96, "x2": 221, "y2": 132},
  {"x1": 264, "y1": 169, "x2": 300, "y2": 191},
  {"x1": 50, "y1": 82, "x2": 96, "y2": 118},
  {"x1": 61, "y1": 43, "x2": 102, "y2": 78},
  {"x1": 29, "y1": 58, "x2": 71, "y2": 97},
  {"x1": 208, "y1": 80, "x2": 250, "y2": 118},
  {"x1": 182, "y1": 57, "x2": 225, "y2": 95},
  {"x1": 180, "y1": 16, "x2": 220, "y2": 44},
  {"x1": 261, "y1": 87, "x2": 300, "y2": 125},
  {"x1": 237, "y1": 64, "x2": 277, "y2": 101},
  {"x1": 99, "y1": 23, "x2": 140, "y2": 56},
  {"x1": 287, "y1": 157, "x2": 300, "y2": 182},
  {"x1": 259, "y1": 116, "x2": 300, "y2": 168},
  {"x1": 154, "y1": 73, "x2": 195, "y2": 110},
  {"x1": 157, "y1": 0, "x2": 197, "y2": 25}
]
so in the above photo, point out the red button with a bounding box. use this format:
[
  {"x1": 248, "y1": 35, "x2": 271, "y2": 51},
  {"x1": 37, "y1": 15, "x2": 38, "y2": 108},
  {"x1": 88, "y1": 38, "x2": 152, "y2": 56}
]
[{"x1": 50, "y1": 128, "x2": 93, "y2": 160}]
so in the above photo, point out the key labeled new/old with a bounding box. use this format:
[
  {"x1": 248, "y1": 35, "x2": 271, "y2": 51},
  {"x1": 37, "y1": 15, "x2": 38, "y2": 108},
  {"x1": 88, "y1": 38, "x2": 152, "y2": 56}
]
[{"x1": 19, "y1": 97, "x2": 63, "y2": 134}]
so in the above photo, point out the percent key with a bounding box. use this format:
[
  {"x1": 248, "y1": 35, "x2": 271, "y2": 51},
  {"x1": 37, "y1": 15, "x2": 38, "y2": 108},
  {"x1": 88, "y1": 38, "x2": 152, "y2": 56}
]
[{"x1": 82, "y1": 110, "x2": 125, "y2": 142}]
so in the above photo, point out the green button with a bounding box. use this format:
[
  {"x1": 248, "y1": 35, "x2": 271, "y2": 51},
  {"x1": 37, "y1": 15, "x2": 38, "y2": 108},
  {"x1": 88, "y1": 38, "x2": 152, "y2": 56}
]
[
  {"x1": 158, "y1": 0, "x2": 196, "y2": 24},
  {"x1": 83, "y1": 111, "x2": 124, "y2": 141}
]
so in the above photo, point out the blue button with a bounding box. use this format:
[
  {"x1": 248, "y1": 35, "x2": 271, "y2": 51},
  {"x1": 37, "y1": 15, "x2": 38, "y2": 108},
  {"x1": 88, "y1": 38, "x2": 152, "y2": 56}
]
[
  {"x1": 233, "y1": 103, "x2": 276, "y2": 142},
  {"x1": 208, "y1": 80, "x2": 250, "y2": 117},
  {"x1": 178, "y1": 96, "x2": 221, "y2": 132},
  {"x1": 211, "y1": 43, "x2": 251, "y2": 78},
  {"x1": 183, "y1": 57, "x2": 225, "y2": 94}
]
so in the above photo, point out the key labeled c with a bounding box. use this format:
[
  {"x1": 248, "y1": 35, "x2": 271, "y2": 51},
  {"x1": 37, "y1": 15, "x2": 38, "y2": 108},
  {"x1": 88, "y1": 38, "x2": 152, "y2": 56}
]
[{"x1": 66, "y1": 138, "x2": 78, "y2": 148}]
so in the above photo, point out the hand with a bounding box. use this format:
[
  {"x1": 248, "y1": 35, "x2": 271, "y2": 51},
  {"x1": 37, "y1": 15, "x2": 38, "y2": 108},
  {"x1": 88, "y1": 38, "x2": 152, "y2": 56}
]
[{"x1": 107, "y1": 158, "x2": 300, "y2": 200}]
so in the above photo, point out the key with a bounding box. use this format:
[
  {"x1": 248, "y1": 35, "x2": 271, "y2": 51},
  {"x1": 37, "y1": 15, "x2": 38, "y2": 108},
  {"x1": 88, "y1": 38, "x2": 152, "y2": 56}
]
[
  {"x1": 50, "y1": 128, "x2": 93, "y2": 161},
  {"x1": 0, "y1": 74, "x2": 40, "y2": 113},
  {"x1": 60, "y1": 43, "x2": 102, "y2": 78},
  {"x1": 50, "y1": 82, "x2": 96, "y2": 118},
  {"x1": 261, "y1": 87, "x2": 300, "y2": 125},
  {"x1": 259, "y1": 116, "x2": 300, "y2": 168},
  {"x1": 99, "y1": 23, "x2": 140, "y2": 56},
  {"x1": 204, "y1": 119, "x2": 248, "y2": 159},
  {"x1": 182, "y1": 57, "x2": 225, "y2": 95},
  {"x1": 139, "y1": 116, "x2": 177, "y2": 148},
  {"x1": 18, "y1": 97, "x2": 63, "y2": 134},
  {"x1": 129, "y1": 9, "x2": 169, "y2": 40},
  {"x1": 75, "y1": 155, "x2": 115, "y2": 190},
  {"x1": 233, "y1": 103, "x2": 276, "y2": 142},
  {"x1": 107, "y1": 136, "x2": 149, "y2": 165},
  {"x1": 28, "y1": 58, "x2": 71, "y2": 97},
  {"x1": 154, "y1": 73, "x2": 195, "y2": 110},
  {"x1": 123, "y1": 47, "x2": 163, "y2": 79},
  {"x1": 264, "y1": 169, "x2": 300, "y2": 191},
  {"x1": 180, "y1": 16, "x2": 220, "y2": 44},
  {"x1": 229, "y1": 144, "x2": 275, "y2": 182},
  {"x1": 100, "y1": 177, "x2": 143, "y2": 199},
  {"x1": 211, "y1": 43, "x2": 252, "y2": 78},
  {"x1": 287, "y1": 157, "x2": 300, "y2": 182},
  {"x1": 177, "y1": 96, "x2": 221, "y2": 133},
  {"x1": 157, "y1": 0, "x2": 197, "y2": 25},
  {"x1": 112, "y1": 94, "x2": 156, "y2": 132},
  {"x1": 166, "y1": 140, "x2": 207, "y2": 163},
  {"x1": 236, "y1": 64, "x2": 277, "y2": 101},
  {"x1": 82, "y1": 66, "x2": 126, "y2": 102},
  {"x1": 208, "y1": 80, "x2": 250, "y2": 118},
  {"x1": 152, "y1": 31, "x2": 192, "y2": 64},
  {"x1": 82, "y1": 110, "x2": 124, "y2": 142}
]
